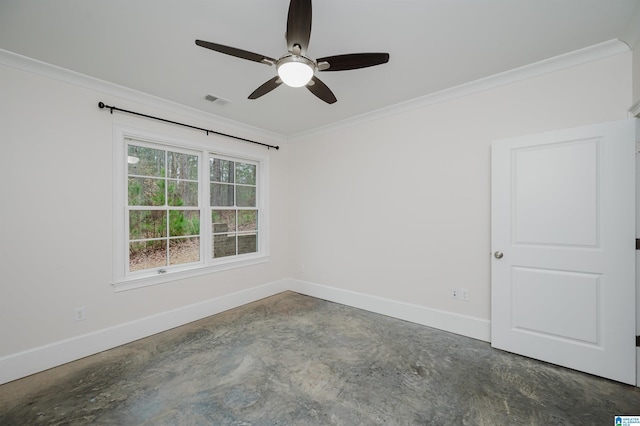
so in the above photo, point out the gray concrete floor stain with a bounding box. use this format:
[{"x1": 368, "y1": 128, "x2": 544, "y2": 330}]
[{"x1": 1, "y1": 291, "x2": 639, "y2": 425}]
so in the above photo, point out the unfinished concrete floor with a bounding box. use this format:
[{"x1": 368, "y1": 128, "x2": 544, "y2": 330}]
[{"x1": 1, "y1": 291, "x2": 639, "y2": 425}]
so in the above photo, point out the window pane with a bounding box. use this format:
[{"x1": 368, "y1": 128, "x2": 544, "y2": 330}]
[
  {"x1": 238, "y1": 233, "x2": 257, "y2": 255},
  {"x1": 168, "y1": 180, "x2": 198, "y2": 206},
  {"x1": 169, "y1": 210, "x2": 200, "y2": 237},
  {"x1": 213, "y1": 233, "x2": 236, "y2": 258},
  {"x1": 129, "y1": 240, "x2": 167, "y2": 272},
  {"x1": 235, "y1": 162, "x2": 256, "y2": 185},
  {"x1": 128, "y1": 177, "x2": 166, "y2": 206},
  {"x1": 167, "y1": 152, "x2": 198, "y2": 180},
  {"x1": 238, "y1": 210, "x2": 257, "y2": 231},
  {"x1": 212, "y1": 210, "x2": 236, "y2": 233},
  {"x1": 210, "y1": 158, "x2": 234, "y2": 183},
  {"x1": 236, "y1": 186, "x2": 256, "y2": 207},
  {"x1": 169, "y1": 237, "x2": 200, "y2": 265},
  {"x1": 128, "y1": 145, "x2": 165, "y2": 177},
  {"x1": 211, "y1": 183, "x2": 234, "y2": 206},
  {"x1": 129, "y1": 210, "x2": 167, "y2": 240}
]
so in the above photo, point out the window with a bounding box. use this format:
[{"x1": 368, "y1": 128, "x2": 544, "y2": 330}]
[
  {"x1": 113, "y1": 127, "x2": 268, "y2": 290},
  {"x1": 210, "y1": 156, "x2": 259, "y2": 259},
  {"x1": 127, "y1": 142, "x2": 201, "y2": 272}
]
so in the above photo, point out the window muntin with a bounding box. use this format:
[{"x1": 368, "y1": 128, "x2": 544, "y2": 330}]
[
  {"x1": 210, "y1": 157, "x2": 258, "y2": 259},
  {"x1": 126, "y1": 140, "x2": 201, "y2": 274}
]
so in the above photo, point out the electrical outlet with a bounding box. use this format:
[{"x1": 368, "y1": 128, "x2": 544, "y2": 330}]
[
  {"x1": 460, "y1": 288, "x2": 469, "y2": 301},
  {"x1": 451, "y1": 289, "x2": 459, "y2": 299},
  {"x1": 74, "y1": 306, "x2": 86, "y2": 322}
]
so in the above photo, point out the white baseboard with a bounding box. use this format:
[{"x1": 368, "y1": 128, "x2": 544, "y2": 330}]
[
  {"x1": 0, "y1": 279, "x2": 290, "y2": 385},
  {"x1": 0, "y1": 277, "x2": 491, "y2": 385},
  {"x1": 289, "y1": 279, "x2": 491, "y2": 343}
]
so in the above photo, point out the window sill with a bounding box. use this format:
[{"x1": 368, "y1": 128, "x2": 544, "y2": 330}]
[{"x1": 112, "y1": 255, "x2": 270, "y2": 292}]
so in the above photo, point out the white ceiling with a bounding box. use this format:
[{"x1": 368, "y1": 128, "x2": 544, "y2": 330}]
[{"x1": 1, "y1": 0, "x2": 639, "y2": 137}]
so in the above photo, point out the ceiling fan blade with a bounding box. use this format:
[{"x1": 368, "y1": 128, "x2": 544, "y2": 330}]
[
  {"x1": 248, "y1": 76, "x2": 283, "y2": 99},
  {"x1": 316, "y1": 53, "x2": 390, "y2": 71},
  {"x1": 306, "y1": 76, "x2": 337, "y2": 104},
  {"x1": 286, "y1": 0, "x2": 312, "y2": 54},
  {"x1": 195, "y1": 40, "x2": 275, "y2": 65}
]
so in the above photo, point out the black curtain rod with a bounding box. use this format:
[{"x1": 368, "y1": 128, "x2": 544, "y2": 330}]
[{"x1": 98, "y1": 102, "x2": 279, "y2": 150}]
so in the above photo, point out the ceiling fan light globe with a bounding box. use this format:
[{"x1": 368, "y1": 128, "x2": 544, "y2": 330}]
[{"x1": 277, "y1": 61, "x2": 314, "y2": 87}]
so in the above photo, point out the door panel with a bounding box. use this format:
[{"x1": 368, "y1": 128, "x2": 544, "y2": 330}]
[
  {"x1": 513, "y1": 139, "x2": 599, "y2": 247},
  {"x1": 511, "y1": 267, "x2": 599, "y2": 344},
  {"x1": 491, "y1": 119, "x2": 636, "y2": 385}
]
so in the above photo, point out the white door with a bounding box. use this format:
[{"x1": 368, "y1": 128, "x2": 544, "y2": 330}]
[{"x1": 491, "y1": 119, "x2": 637, "y2": 385}]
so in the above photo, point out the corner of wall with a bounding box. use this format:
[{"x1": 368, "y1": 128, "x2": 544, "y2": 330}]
[{"x1": 0, "y1": 277, "x2": 490, "y2": 385}]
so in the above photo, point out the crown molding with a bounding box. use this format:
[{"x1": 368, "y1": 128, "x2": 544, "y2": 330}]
[
  {"x1": 289, "y1": 39, "x2": 630, "y2": 142},
  {"x1": 0, "y1": 49, "x2": 286, "y2": 145}
]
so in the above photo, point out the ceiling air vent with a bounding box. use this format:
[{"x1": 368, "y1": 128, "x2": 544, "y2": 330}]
[{"x1": 205, "y1": 94, "x2": 230, "y2": 106}]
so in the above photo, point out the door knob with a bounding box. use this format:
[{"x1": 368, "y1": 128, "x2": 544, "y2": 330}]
[{"x1": 494, "y1": 251, "x2": 504, "y2": 259}]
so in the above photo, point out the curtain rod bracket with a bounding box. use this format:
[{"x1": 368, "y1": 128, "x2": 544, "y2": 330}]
[
  {"x1": 97, "y1": 101, "x2": 279, "y2": 150},
  {"x1": 98, "y1": 102, "x2": 114, "y2": 114}
]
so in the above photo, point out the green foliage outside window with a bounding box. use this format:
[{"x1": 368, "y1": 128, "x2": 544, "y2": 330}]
[{"x1": 127, "y1": 144, "x2": 201, "y2": 271}]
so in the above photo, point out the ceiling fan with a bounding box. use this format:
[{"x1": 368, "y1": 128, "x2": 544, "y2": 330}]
[{"x1": 195, "y1": 0, "x2": 389, "y2": 104}]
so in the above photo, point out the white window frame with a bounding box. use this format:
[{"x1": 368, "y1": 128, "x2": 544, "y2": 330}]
[{"x1": 112, "y1": 125, "x2": 269, "y2": 291}]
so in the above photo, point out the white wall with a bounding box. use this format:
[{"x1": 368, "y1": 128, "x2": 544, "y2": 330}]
[
  {"x1": 288, "y1": 52, "x2": 633, "y2": 323},
  {"x1": 628, "y1": 4, "x2": 640, "y2": 107},
  {"x1": 0, "y1": 62, "x2": 291, "y2": 361},
  {"x1": 634, "y1": 43, "x2": 640, "y2": 107}
]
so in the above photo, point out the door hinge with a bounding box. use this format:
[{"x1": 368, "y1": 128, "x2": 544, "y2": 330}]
[
  {"x1": 637, "y1": 336, "x2": 640, "y2": 347},
  {"x1": 636, "y1": 239, "x2": 640, "y2": 250}
]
